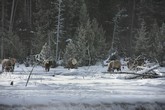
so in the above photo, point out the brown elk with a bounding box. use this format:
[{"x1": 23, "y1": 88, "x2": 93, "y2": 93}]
[
  {"x1": 1, "y1": 58, "x2": 16, "y2": 72},
  {"x1": 66, "y1": 58, "x2": 78, "y2": 70},
  {"x1": 127, "y1": 57, "x2": 145, "y2": 70},
  {"x1": 43, "y1": 60, "x2": 52, "y2": 72},
  {"x1": 107, "y1": 60, "x2": 121, "y2": 72}
]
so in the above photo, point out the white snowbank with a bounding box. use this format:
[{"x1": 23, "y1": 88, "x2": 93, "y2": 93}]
[{"x1": 0, "y1": 64, "x2": 165, "y2": 109}]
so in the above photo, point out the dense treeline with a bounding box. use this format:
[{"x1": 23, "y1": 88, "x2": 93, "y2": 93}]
[{"x1": 0, "y1": 0, "x2": 165, "y2": 65}]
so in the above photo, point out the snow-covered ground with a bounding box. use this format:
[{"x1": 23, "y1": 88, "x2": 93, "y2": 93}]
[{"x1": 0, "y1": 64, "x2": 165, "y2": 110}]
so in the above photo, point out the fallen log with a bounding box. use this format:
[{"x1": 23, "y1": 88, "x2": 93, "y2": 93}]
[
  {"x1": 102, "y1": 64, "x2": 163, "y2": 79},
  {"x1": 136, "y1": 64, "x2": 159, "y2": 74}
]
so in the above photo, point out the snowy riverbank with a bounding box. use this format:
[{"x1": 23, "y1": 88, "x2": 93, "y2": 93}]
[{"x1": 0, "y1": 64, "x2": 165, "y2": 110}]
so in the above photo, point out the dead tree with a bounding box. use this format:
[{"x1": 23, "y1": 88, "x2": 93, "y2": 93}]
[
  {"x1": 55, "y1": 0, "x2": 64, "y2": 61},
  {"x1": 9, "y1": 0, "x2": 15, "y2": 32}
]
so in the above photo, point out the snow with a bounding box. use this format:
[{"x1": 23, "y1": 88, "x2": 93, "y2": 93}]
[{"x1": 0, "y1": 64, "x2": 165, "y2": 110}]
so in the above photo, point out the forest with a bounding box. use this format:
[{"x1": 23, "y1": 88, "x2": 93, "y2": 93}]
[{"x1": 0, "y1": 0, "x2": 165, "y2": 66}]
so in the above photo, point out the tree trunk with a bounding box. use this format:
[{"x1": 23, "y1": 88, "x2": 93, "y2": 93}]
[
  {"x1": 1, "y1": 0, "x2": 5, "y2": 59},
  {"x1": 112, "y1": 21, "x2": 116, "y2": 49},
  {"x1": 29, "y1": 0, "x2": 32, "y2": 54},
  {"x1": 24, "y1": 0, "x2": 27, "y2": 20},
  {"x1": 129, "y1": 0, "x2": 135, "y2": 56},
  {"x1": 56, "y1": 0, "x2": 62, "y2": 61},
  {"x1": 9, "y1": 0, "x2": 15, "y2": 32},
  {"x1": 29, "y1": 0, "x2": 32, "y2": 29}
]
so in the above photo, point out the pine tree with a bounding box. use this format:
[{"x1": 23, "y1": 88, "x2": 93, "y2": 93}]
[
  {"x1": 79, "y1": 2, "x2": 89, "y2": 27},
  {"x1": 64, "y1": 25, "x2": 87, "y2": 66},
  {"x1": 63, "y1": 40, "x2": 76, "y2": 64},
  {"x1": 3, "y1": 32, "x2": 24, "y2": 58},
  {"x1": 148, "y1": 20, "x2": 159, "y2": 58},
  {"x1": 33, "y1": 0, "x2": 57, "y2": 54},
  {"x1": 134, "y1": 20, "x2": 149, "y2": 56},
  {"x1": 64, "y1": 2, "x2": 88, "y2": 66},
  {"x1": 111, "y1": 8, "x2": 128, "y2": 52},
  {"x1": 39, "y1": 43, "x2": 51, "y2": 61},
  {"x1": 91, "y1": 18, "x2": 107, "y2": 62},
  {"x1": 158, "y1": 23, "x2": 165, "y2": 62},
  {"x1": 75, "y1": 26, "x2": 87, "y2": 66},
  {"x1": 64, "y1": 2, "x2": 89, "y2": 66},
  {"x1": 64, "y1": 1, "x2": 106, "y2": 66},
  {"x1": 76, "y1": 2, "x2": 95, "y2": 66},
  {"x1": 63, "y1": 0, "x2": 83, "y2": 38}
]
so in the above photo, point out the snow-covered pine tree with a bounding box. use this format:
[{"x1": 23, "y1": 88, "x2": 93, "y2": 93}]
[
  {"x1": 78, "y1": 2, "x2": 107, "y2": 65},
  {"x1": 33, "y1": 0, "x2": 57, "y2": 57},
  {"x1": 39, "y1": 43, "x2": 51, "y2": 61},
  {"x1": 112, "y1": 8, "x2": 127, "y2": 50},
  {"x1": 63, "y1": 40, "x2": 77, "y2": 65},
  {"x1": 91, "y1": 18, "x2": 107, "y2": 62},
  {"x1": 64, "y1": 2, "x2": 90, "y2": 66},
  {"x1": 134, "y1": 20, "x2": 149, "y2": 56},
  {"x1": 78, "y1": 2, "x2": 94, "y2": 65},
  {"x1": 148, "y1": 20, "x2": 159, "y2": 59},
  {"x1": 75, "y1": 25, "x2": 88, "y2": 66},
  {"x1": 64, "y1": 25, "x2": 87, "y2": 66},
  {"x1": 64, "y1": 1, "x2": 106, "y2": 66},
  {"x1": 79, "y1": 1, "x2": 89, "y2": 27}
]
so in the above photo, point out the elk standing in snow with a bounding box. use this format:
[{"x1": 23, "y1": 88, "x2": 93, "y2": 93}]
[
  {"x1": 1, "y1": 58, "x2": 16, "y2": 72},
  {"x1": 107, "y1": 60, "x2": 121, "y2": 72},
  {"x1": 43, "y1": 60, "x2": 52, "y2": 72},
  {"x1": 66, "y1": 58, "x2": 78, "y2": 70}
]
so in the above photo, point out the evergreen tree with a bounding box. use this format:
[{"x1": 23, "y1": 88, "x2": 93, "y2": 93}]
[
  {"x1": 148, "y1": 20, "x2": 160, "y2": 58},
  {"x1": 1, "y1": 0, "x2": 165, "y2": 60},
  {"x1": 85, "y1": 0, "x2": 100, "y2": 20},
  {"x1": 159, "y1": 23, "x2": 165, "y2": 45},
  {"x1": 39, "y1": 43, "x2": 51, "y2": 60},
  {"x1": 158, "y1": 23, "x2": 165, "y2": 62},
  {"x1": 74, "y1": 26, "x2": 87, "y2": 66},
  {"x1": 64, "y1": 25, "x2": 87, "y2": 66},
  {"x1": 64, "y1": 2, "x2": 89, "y2": 66},
  {"x1": 3, "y1": 32, "x2": 24, "y2": 58},
  {"x1": 63, "y1": 0, "x2": 83, "y2": 38},
  {"x1": 63, "y1": 40, "x2": 77, "y2": 64},
  {"x1": 33, "y1": 0, "x2": 57, "y2": 54},
  {"x1": 111, "y1": 8, "x2": 128, "y2": 52},
  {"x1": 64, "y1": 1, "x2": 106, "y2": 66},
  {"x1": 75, "y1": 2, "x2": 104, "y2": 66},
  {"x1": 91, "y1": 18, "x2": 107, "y2": 62},
  {"x1": 134, "y1": 20, "x2": 149, "y2": 56}
]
